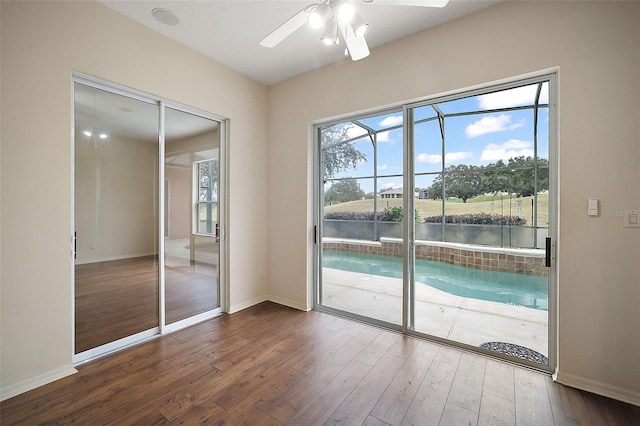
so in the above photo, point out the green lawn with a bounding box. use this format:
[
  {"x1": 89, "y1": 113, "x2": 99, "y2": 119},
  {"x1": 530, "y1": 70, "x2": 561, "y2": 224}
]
[{"x1": 324, "y1": 193, "x2": 549, "y2": 226}]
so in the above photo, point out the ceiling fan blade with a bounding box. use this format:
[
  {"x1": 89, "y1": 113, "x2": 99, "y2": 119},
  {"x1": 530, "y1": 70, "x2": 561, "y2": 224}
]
[
  {"x1": 340, "y1": 23, "x2": 370, "y2": 61},
  {"x1": 363, "y1": 0, "x2": 449, "y2": 7},
  {"x1": 260, "y1": 7, "x2": 312, "y2": 48}
]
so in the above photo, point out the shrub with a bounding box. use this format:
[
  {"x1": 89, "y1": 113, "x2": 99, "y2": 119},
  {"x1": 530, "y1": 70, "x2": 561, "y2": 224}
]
[
  {"x1": 380, "y1": 207, "x2": 422, "y2": 222},
  {"x1": 324, "y1": 207, "x2": 422, "y2": 222},
  {"x1": 381, "y1": 206, "x2": 403, "y2": 222},
  {"x1": 423, "y1": 213, "x2": 527, "y2": 226},
  {"x1": 324, "y1": 211, "x2": 380, "y2": 221}
]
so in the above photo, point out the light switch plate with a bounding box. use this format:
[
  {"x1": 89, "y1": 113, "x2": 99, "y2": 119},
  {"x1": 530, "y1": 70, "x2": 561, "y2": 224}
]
[
  {"x1": 588, "y1": 198, "x2": 598, "y2": 216},
  {"x1": 624, "y1": 210, "x2": 640, "y2": 228}
]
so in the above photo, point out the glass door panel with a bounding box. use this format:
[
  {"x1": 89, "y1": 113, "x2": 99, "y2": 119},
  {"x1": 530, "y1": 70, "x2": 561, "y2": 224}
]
[
  {"x1": 315, "y1": 77, "x2": 554, "y2": 369},
  {"x1": 164, "y1": 107, "x2": 220, "y2": 325},
  {"x1": 410, "y1": 80, "x2": 551, "y2": 367},
  {"x1": 74, "y1": 83, "x2": 159, "y2": 354},
  {"x1": 318, "y1": 112, "x2": 404, "y2": 326}
]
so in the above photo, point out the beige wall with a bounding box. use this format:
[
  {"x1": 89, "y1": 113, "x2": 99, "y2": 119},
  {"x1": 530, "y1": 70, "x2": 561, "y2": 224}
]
[
  {"x1": 165, "y1": 165, "x2": 191, "y2": 240},
  {"x1": 75, "y1": 135, "x2": 158, "y2": 263},
  {"x1": 1, "y1": 0, "x2": 269, "y2": 396},
  {"x1": 268, "y1": 1, "x2": 639, "y2": 404},
  {"x1": 165, "y1": 130, "x2": 221, "y2": 240}
]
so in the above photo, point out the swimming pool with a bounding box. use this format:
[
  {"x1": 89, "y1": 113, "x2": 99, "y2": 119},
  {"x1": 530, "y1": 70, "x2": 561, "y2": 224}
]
[{"x1": 322, "y1": 250, "x2": 548, "y2": 311}]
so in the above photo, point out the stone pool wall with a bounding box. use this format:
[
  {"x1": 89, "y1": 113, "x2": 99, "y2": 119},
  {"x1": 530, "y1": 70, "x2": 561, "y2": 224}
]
[{"x1": 322, "y1": 238, "x2": 547, "y2": 276}]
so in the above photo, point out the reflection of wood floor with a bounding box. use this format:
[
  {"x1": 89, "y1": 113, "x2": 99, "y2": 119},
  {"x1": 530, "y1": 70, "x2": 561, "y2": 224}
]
[
  {"x1": 75, "y1": 256, "x2": 217, "y2": 353},
  {"x1": 4, "y1": 302, "x2": 639, "y2": 424}
]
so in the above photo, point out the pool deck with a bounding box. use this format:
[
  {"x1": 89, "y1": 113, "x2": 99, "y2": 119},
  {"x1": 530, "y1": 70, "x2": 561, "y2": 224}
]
[{"x1": 322, "y1": 268, "x2": 549, "y2": 358}]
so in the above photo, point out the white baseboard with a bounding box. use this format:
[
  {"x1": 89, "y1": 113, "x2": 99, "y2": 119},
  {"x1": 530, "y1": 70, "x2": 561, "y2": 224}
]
[
  {"x1": 228, "y1": 295, "x2": 310, "y2": 314},
  {"x1": 1, "y1": 364, "x2": 77, "y2": 402},
  {"x1": 268, "y1": 295, "x2": 310, "y2": 312},
  {"x1": 228, "y1": 295, "x2": 269, "y2": 313},
  {"x1": 554, "y1": 371, "x2": 640, "y2": 407},
  {"x1": 75, "y1": 252, "x2": 156, "y2": 265}
]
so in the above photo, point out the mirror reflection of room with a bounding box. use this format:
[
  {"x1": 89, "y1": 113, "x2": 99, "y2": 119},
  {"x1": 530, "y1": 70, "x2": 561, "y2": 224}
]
[
  {"x1": 164, "y1": 107, "x2": 220, "y2": 325},
  {"x1": 74, "y1": 84, "x2": 220, "y2": 355},
  {"x1": 74, "y1": 83, "x2": 160, "y2": 353}
]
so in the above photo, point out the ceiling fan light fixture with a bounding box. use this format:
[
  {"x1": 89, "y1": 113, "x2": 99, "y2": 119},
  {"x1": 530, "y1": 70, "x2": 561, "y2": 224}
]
[
  {"x1": 308, "y1": 3, "x2": 330, "y2": 30},
  {"x1": 321, "y1": 17, "x2": 339, "y2": 45},
  {"x1": 351, "y1": 14, "x2": 368, "y2": 36},
  {"x1": 337, "y1": 2, "x2": 355, "y2": 23}
]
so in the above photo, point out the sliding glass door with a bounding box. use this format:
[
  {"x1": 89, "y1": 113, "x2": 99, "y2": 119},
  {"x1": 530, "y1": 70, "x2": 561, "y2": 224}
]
[
  {"x1": 407, "y1": 80, "x2": 553, "y2": 367},
  {"x1": 318, "y1": 111, "x2": 405, "y2": 327},
  {"x1": 74, "y1": 83, "x2": 160, "y2": 355},
  {"x1": 73, "y1": 76, "x2": 226, "y2": 362},
  {"x1": 164, "y1": 107, "x2": 220, "y2": 325},
  {"x1": 315, "y1": 75, "x2": 556, "y2": 370}
]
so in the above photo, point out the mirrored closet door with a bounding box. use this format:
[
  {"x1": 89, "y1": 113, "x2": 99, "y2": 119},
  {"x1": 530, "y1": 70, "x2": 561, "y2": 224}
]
[
  {"x1": 74, "y1": 83, "x2": 160, "y2": 355},
  {"x1": 164, "y1": 107, "x2": 220, "y2": 325},
  {"x1": 73, "y1": 76, "x2": 225, "y2": 362}
]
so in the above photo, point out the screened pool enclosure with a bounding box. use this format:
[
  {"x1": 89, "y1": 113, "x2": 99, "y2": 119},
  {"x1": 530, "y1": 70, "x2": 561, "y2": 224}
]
[
  {"x1": 315, "y1": 75, "x2": 556, "y2": 370},
  {"x1": 321, "y1": 81, "x2": 549, "y2": 249}
]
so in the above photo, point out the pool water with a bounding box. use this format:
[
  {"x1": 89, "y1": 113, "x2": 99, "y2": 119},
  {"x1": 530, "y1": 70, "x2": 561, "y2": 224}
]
[{"x1": 322, "y1": 250, "x2": 548, "y2": 311}]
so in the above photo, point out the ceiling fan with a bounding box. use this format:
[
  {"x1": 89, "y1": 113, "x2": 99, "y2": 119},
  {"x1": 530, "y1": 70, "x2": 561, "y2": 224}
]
[{"x1": 260, "y1": 0, "x2": 450, "y2": 61}]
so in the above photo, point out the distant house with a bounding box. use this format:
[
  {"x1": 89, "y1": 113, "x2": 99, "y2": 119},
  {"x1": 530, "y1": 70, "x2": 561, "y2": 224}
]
[
  {"x1": 418, "y1": 189, "x2": 429, "y2": 199},
  {"x1": 379, "y1": 188, "x2": 419, "y2": 199}
]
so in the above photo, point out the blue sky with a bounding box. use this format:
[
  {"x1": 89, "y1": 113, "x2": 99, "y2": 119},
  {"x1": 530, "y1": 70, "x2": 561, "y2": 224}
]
[{"x1": 325, "y1": 82, "x2": 550, "y2": 194}]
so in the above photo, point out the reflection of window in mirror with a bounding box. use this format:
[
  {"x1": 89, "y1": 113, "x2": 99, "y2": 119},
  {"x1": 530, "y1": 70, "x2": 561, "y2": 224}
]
[{"x1": 195, "y1": 158, "x2": 218, "y2": 237}]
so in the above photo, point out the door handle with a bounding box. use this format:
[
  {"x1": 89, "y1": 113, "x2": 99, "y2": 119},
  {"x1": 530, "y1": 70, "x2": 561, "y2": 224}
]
[{"x1": 545, "y1": 237, "x2": 551, "y2": 267}]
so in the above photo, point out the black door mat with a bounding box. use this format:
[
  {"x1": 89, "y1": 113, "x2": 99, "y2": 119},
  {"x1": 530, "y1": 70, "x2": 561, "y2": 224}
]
[{"x1": 480, "y1": 341, "x2": 549, "y2": 365}]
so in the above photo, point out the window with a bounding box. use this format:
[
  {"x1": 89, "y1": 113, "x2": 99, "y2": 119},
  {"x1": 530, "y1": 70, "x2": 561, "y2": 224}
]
[
  {"x1": 320, "y1": 79, "x2": 550, "y2": 249},
  {"x1": 195, "y1": 159, "x2": 218, "y2": 235}
]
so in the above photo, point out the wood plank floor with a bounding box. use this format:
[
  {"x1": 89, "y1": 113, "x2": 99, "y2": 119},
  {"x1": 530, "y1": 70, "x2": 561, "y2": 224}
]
[
  {"x1": 75, "y1": 256, "x2": 217, "y2": 353},
  {"x1": 2, "y1": 302, "x2": 639, "y2": 425}
]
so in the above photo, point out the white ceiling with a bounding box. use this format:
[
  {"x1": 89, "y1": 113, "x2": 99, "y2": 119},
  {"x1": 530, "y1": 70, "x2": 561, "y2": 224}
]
[
  {"x1": 100, "y1": 0, "x2": 501, "y2": 86},
  {"x1": 75, "y1": 83, "x2": 219, "y2": 142}
]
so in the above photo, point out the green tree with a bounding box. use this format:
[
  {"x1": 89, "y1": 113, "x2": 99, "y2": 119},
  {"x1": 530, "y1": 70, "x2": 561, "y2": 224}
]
[
  {"x1": 427, "y1": 165, "x2": 483, "y2": 203},
  {"x1": 428, "y1": 158, "x2": 550, "y2": 200},
  {"x1": 507, "y1": 156, "x2": 548, "y2": 197},
  {"x1": 481, "y1": 160, "x2": 508, "y2": 194},
  {"x1": 483, "y1": 157, "x2": 549, "y2": 197},
  {"x1": 324, "y1": 179, "x2": 365, "y2": 205},
  {"x1": 321, "y1": 125, "x2": 367, "y2": 179},
  {"x1": 447, "y1": 164, "x2": 483, "y2": 202},
  {"x1": 427, "y1": 177, "x2": 443, "y2": 200}
]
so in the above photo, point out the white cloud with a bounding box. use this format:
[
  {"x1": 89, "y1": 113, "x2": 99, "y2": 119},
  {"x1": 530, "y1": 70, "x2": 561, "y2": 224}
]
[
  {"x1": 480, "y1": 139, "x2": 534, "y2": 161},
  {"x1": 377, "y1": 131, "x2": 391, "y2": 142},
  {"x1": 416, "y1": 151, "x2": 472, "y2": 164},
  {"x1": 465, "y1": 114, "x2": 524, "y2": 138},
  {"x1": 478, "y1": 82, "x2": 549, "y2": 109},
  {"x1": 346, "y1": 125, "x2": 368, "y2": 140},
  {"x1": 377, "y1": 164, "x2": 388, "y2": 171},
  {"x1": 416, "y1": 153, "x2": 441, "y2": 164},
  {"x1": 445, "y1": 151, "x2": 473, "y2": 163},
  {"x1": 382, "y1": 182, "x2": 401, "y2": 189},
  {"x1": 344, "y1": 124, "x2": 393, "y2": 143},
  {"x1": 379, "y1": 115, "x2": 403, "y2": 127}
]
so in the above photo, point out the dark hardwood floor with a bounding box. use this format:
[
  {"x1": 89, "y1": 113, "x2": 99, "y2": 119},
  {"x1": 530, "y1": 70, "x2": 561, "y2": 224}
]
[
  {"x1": 75, "y1": 256, "x2": 217, "y2": 353},
  {"x1": 2, "y1": 302, "x2": 639, "y2": 425},
  {"x1": 75, "y1": 257, "x2": 160, "y2": 353}
]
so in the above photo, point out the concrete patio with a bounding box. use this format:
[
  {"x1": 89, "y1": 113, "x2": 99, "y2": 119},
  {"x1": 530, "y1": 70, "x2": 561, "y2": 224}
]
[{"x1": 321, "y1": 267, "x2": 549, "y2": 361}]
